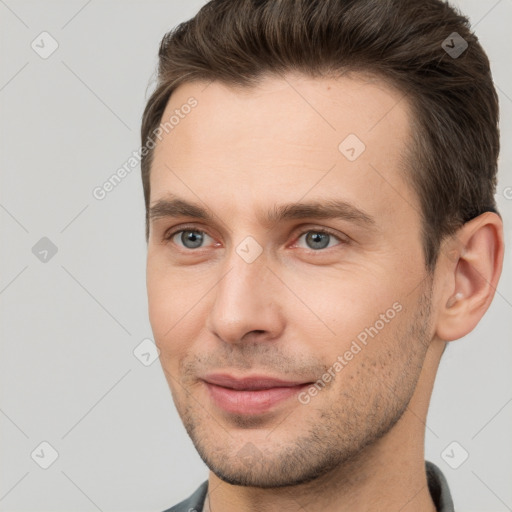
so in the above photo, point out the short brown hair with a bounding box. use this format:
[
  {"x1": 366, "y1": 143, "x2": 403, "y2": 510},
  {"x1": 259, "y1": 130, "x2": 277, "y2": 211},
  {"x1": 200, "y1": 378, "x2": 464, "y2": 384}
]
[{"x1": 140, "y1": 0, "x2": 500, "y2": 271}]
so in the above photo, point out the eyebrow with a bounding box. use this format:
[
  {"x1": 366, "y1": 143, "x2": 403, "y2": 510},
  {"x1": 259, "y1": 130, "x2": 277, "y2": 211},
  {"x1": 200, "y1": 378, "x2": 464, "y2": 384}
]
[{"x1": 149, "y1": 195, "x2": 376, "y2": 229}]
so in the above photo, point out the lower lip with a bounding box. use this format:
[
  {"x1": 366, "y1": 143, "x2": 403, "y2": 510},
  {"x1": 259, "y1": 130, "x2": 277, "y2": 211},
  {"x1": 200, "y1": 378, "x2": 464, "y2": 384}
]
[{"x1": 205, "y1": 382, "x2": 310, "y2": 415}]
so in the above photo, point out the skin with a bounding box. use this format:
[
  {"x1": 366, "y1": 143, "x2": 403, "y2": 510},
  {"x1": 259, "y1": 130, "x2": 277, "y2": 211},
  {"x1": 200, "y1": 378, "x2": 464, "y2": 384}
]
[{"x1": 146, "y1": 72, "x2": 504, "y2": 512}]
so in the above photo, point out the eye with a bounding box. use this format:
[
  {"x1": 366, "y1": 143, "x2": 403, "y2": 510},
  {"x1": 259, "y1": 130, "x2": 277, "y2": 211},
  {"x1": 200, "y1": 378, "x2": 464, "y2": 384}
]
[
  {"x1": 166, "y1": 228, "x2": 214, "y2": 250},
  {"x1": 294, "y1": 229, "x2": 345, "y2": 251}
]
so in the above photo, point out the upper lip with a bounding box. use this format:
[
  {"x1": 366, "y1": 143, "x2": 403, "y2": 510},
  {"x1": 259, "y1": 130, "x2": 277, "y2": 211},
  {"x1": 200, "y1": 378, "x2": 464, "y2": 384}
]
[{"x1": 202, "y1": 374, "x2": 311, "y2": 391}]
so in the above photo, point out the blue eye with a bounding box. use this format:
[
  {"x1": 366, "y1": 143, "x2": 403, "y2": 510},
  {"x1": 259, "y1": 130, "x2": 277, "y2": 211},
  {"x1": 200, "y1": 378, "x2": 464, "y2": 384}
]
[
  {"x1": 296, "y1": 230, "x2": 342, "y2": 251},
  {"x1": 169, "y1": 229, "x2": 213, "y2": 249}
]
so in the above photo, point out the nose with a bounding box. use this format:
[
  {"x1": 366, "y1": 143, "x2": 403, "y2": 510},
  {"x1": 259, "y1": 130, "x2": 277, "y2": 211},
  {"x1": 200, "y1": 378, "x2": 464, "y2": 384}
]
[{"x1": 205, "y1": 247, "x2": 286, "y2": 346}]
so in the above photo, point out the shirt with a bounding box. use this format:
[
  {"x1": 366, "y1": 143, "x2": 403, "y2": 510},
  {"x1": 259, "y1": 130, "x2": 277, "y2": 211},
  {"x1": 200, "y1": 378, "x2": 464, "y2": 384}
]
[{"x1": 162, "y1": 460, "x2": 454, "y2": 512}]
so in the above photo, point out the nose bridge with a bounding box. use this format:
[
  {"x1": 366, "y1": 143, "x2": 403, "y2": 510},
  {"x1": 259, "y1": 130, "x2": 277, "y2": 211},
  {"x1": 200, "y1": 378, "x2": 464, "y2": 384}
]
[{"x1": 206, "y1": 240, "x2": 284, "y2": 344}]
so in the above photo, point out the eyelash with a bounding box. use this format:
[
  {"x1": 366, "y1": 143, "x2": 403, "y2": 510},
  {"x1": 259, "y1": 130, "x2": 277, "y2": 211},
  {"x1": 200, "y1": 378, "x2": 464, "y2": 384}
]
[{"x1": 163, "y1": 224, "x2": 347, "y2": 252}]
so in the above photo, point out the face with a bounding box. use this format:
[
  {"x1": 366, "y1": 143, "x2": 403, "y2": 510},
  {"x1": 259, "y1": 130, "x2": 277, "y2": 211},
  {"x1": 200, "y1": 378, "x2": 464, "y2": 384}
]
[{"x1": 146, "y1": 72, "x2": 436, "y2": 487}]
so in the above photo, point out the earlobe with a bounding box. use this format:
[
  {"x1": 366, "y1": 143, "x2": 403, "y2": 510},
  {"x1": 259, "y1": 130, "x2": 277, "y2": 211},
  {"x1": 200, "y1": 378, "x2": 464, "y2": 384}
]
[{"x1": 435, "y1": 212, "x2": 504, "y2": 342}]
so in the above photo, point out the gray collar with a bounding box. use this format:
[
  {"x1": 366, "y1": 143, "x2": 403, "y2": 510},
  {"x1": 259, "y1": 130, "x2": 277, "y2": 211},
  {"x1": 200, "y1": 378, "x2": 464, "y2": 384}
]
[{"x1": 426, "y1": 460, "x2": 455, "y2": 511}]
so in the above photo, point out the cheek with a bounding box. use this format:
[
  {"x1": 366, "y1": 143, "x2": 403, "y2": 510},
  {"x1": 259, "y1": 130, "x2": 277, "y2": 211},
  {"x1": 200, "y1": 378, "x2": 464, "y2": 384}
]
[
  {"x1": 282, "y1": 265, "x2": 403, "y2": 346},
  {"x1": 147, "y1": 255, "x2": 188, "y2": 351},
  {"x1": 146, "y1": 254, "x2": 213, "y2": 364}
]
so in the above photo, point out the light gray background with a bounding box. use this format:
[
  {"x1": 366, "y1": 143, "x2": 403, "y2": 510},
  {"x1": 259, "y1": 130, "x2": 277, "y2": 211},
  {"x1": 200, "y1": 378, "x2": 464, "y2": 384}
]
[{"x1": 1, "y1": 1, "x2": 511, "y2": 511}]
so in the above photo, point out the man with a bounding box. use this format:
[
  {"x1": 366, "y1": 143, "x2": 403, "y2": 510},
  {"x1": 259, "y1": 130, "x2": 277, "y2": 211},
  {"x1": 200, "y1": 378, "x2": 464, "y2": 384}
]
[{"x1": 141, "y1": 0, "x2": 504, "y2": 510}]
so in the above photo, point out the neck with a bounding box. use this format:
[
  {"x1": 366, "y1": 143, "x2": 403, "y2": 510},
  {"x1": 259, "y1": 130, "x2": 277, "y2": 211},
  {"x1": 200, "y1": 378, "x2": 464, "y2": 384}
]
[{"x1": 204, "y1": 339, "x2": 445, "y2": 512}]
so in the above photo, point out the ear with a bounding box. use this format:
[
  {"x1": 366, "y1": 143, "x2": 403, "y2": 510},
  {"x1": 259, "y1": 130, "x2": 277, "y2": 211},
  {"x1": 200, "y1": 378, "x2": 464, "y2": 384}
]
[{"x1": 435, "y1": 212, "x2": 504, "y2": 342}]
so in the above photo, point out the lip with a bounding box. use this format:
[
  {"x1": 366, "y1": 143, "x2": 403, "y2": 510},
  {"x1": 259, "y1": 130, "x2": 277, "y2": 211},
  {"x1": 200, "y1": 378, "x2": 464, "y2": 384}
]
[{"x1": 202, "y1": 373, "x2": 312, "y2": 415}]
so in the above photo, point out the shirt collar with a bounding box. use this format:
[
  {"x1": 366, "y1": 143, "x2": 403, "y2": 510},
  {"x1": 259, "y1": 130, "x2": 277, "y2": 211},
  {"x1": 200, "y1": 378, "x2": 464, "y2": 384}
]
[{"x1": 426, "y1": 460, "x2": 455, "y2": 512}]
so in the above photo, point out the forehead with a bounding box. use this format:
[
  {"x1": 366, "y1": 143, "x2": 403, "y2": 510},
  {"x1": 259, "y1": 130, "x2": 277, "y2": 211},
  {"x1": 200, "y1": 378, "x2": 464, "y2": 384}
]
[{"x1": 149, "y1": 72, "x2": 417, "y2": 229}]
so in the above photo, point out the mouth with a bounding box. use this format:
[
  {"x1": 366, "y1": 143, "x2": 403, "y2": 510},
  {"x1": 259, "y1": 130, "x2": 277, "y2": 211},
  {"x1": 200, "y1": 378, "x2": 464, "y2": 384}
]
[{"x1": 201, "y1": 373, "x2": 313, "y2": 415}]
